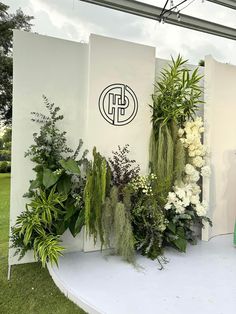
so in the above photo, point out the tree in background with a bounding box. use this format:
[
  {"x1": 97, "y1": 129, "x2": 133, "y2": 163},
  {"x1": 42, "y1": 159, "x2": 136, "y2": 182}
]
[
  {"x1": 0, "y1": 127, "x2": 11, "y2": 172},
  {"x1": 0, "y1": 3, "x2": 33, "y2": 125}
]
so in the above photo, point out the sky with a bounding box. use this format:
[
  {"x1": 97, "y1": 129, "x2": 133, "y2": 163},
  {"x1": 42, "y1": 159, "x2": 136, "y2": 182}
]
[{"x1": 2, "y1": 0, "x2": 236, "y2": 65}]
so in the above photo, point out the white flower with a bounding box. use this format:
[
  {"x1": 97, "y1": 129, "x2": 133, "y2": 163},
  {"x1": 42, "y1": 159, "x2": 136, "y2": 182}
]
[
  {"x1": 164, "y1": 203, "x2": 172, "y2": 210},
  {"x1": 175, "y1": 187, "x2": 186, "y2": 199},
  {"x1": 175, "y1": 204, "x2": 185, "y2": 214},
  {"x1": 195, "y1": 117, "x2": 203, "y2": 127},
  {"x1": 178, "y1": 128, "x2": 184, "y2": 137},
  {"x1": 189, "y1": 170, "x2": 200, "y2": 183},
  {"x1": 188, "y1": 144, "x2": 195, "y2": 151},
  {"x1": 167, "y1": 192, "x2": 177, "y2": 203},
  {"x1": 202, "y1": 200, "x2": 208, "y2": 210},
  {"x1": 189, "y1": 151, "x2": 196, "y2": 157},
  {"x1": 185, "y1": 164, "x2": 195, "y2": 175},
  {"x1": 201, "y1": 166, "x2": 211, "y2": 177},
  {"x1": 185, "y1": 134, "x2": 195, "y2": 144},
  {"x1": 182, "y1": 197, "x2": 190, "y2": 207},
  {"x1": 191, "y1": 126, "x2": 199, "y2": 134},
  {"x1": 191, "y1": 183, "x2": 201, "y2": 195},
  {"x1": 190, "y1": 194, "x2": 200, "y2": 205},
  {"x1": 192, "y1": 156, "x2": 205, "y2": 168},
  {"x1": 196, "y1": 203, "x2": 206, "y2": 217}
]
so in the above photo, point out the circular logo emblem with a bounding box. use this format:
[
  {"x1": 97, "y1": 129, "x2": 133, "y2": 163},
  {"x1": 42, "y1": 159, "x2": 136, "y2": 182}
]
[{"x1": 98, "y1": 83, "x2": 138, "y2": 126}]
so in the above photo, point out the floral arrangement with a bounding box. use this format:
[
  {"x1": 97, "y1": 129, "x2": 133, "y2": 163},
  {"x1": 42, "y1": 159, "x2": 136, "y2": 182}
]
[
  {"x1": 165, "y1": 117, "x2": 210, "y2": 218},
  {"x1": 11, "y1": 56, "x2": 212, "y2": 268}
]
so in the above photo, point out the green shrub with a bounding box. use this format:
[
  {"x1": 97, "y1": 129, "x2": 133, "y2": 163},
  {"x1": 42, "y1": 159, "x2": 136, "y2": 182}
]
[
  {"x1": 0, "y1": 161, "x2": 10, "y2": 173},
  {"x1": 11, "y1": 97, "x2": 88, "y2": 267},
  {"x1": 0, "y1": 149, "x2": 11, "y2": 161}
]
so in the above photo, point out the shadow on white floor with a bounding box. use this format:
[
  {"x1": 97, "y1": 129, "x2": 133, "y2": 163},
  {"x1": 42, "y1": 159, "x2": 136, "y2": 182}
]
[{"x1": 48, "y1": 234, "x2": 236, "y2": 314}]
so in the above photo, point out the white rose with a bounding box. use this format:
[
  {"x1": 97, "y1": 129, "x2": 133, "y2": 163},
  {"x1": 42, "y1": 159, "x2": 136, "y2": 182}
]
[
  {"x1": 201, "y1": 166, "x2": 211, "y2": 177},
  {"x1": 191, "y1": 126, "x2": 199, "y2": 134},
  {"x1": 185, "y1": 164, "x2": 195, "y2": 175},
  {"x1": 189, "y1": 144, "x2": 195, "y2": 151},
  {"x1": 178, "y1": 128, "x2": 184, "y2": 137},
  {"x1": 190, "y1": 194, "x2": 200, "y2": 205},
  {"x1": 191, "y1": 183, "x2": 201, "y2": 195},
  {"x1": 192, "y1": 156, "x2": 205, "y2": 168},
  {"x1": 194, "y1": 149, "x2": 202, "y2": 156},
  {"x1": 182, "y1": 197, "x2": 190, "y2": 207},
  {"x1": 175, "y1": 204, "x2": 185, "y2": 214},
  {"x1": 186, "y1": 134, "x2": 195, "y2": 144},
  {"x1": 175, "y1": 187, "x2": 186, "y2": 199},
  {"x1": 189, "y1": 170, "x2": 200, "y2": 183},
  {"x1": 189, "y1": 151, "x2": 196, "y2": 157},
  {"x1": 202, "y1": 200, "x2": 208, "y2": 210},
  {"x1": 195, "y1": 117, "x2": 203, "y2": 127},
  {"x1": 167, "y1": 192, "x2": 177, "y2": 203},
  {"x1": 196, "y1": 203, "x2": 206, "y2": 217},
  {"x1": 164, "y1": 203, "x2": 172, "y2": 210}
]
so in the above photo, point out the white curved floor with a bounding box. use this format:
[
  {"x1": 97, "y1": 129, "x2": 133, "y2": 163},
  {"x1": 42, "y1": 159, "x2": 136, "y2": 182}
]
[{"x1": 48, "y1": 234, "x2": 236, "y2": 314}]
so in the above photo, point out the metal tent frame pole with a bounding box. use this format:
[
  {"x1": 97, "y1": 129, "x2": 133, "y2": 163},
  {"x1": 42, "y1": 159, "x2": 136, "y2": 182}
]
[
  {"x1": 207, "y1": 0, "x2": 236, "y2": 10},
  {"x1": 80, "y1": 0, "x2": 236, "y2": 40}
]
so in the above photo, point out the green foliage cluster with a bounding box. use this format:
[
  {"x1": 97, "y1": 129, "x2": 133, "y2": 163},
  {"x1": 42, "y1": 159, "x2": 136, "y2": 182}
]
[
  {"x1": 0, "y1": 173, "x2": 86, "y2": 314},
  {"x1": 151, "y1": 55, "x2": 203, "y2": 128},
  {"x1": 0, "y1": 160, "x2": 10, "y2": 172},
  {"x1": 0, "y1": 127, "x2": 11, "y2": 169},
  {"x1": 164, "y1": 209, "x2": 212, "y2": 252},
  {"x1": 128, "y1": 175, "x2": 168, "y2": 260},
  {"x1": 11, "y1": 96, "x2": 88, "y2": 267}
]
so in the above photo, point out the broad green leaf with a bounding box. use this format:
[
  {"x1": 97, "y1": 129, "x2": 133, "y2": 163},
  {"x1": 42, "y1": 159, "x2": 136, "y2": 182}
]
[
  {"x1": 68, "y1": 210, "x2": 85, "y2": 237},
  {"x1": 57, "y1": 174, "x2": 71, "y2": 195},
  {"x1": 55, "y1": 220, "x2": 68, "y2": 235},
  {"x1": 167, "y1": 221, "x2": 176, "y2": 234},
  {"x1": 177, "y1": 226, "x2": 185, "y2": 239},
  {"x1": 173, "y1": 237, "x2": 187, "y2": 252},
  {"x1": 74, "y1": 210, "x2": 85, "y2": 235},
  {"x1": 59, "y1": 158, "x2": 80, "y2": 175},
  {"x1": 43, "y1": 168, "x2": 60, "y2": 189},
  {"x1": 64, "y1": 203, "x2": 77, "y2": 221},
  {"x1": 30, "y1": 178, "x2": 40, "y2": 190}
]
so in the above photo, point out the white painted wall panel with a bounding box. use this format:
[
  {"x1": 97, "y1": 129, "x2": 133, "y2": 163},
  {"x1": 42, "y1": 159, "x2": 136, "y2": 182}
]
[
  {"x1": 83, "y1": 34, "x2": 155, "y2": 251},
  {"x1": 85, "y1": 34, "x2": 155, "y2": 172},
  {"x1": 204, "y1": 56, "x2": 236, "y2": 239},
  {"x1": 10, "y1": 31, "x2": 88, "y2": 265}
]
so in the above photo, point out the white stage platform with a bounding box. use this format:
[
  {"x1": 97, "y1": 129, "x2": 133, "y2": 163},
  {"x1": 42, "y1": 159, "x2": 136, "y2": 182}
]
[{"x1": 48, "y1": 234, "x2": 236, "y2": 314}]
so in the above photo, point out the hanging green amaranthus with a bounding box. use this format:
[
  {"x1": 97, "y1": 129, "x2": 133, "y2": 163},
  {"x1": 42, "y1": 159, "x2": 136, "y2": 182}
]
[{"x1": 84, "y1": 147, "x2": 110, "y2": 245}]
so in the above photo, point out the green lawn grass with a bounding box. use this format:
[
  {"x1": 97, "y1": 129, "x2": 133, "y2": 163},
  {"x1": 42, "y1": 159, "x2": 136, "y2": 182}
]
[{"x1": 0, "y1": 173, "x2": 86, "y2": 314}]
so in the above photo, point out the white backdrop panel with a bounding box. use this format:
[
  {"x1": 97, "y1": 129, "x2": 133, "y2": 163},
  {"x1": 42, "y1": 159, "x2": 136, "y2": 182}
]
[
  {"x1": 204, "y1": 55, "x2": 236, "y2": 239},
  {"x1": 10, "y1": 31, "x2": 88, "y2": 265}
]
